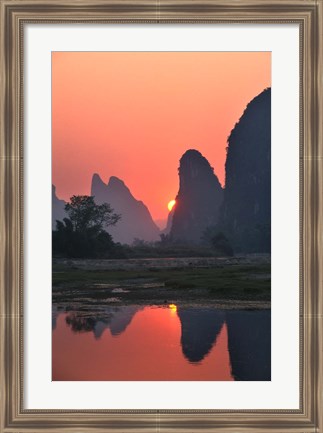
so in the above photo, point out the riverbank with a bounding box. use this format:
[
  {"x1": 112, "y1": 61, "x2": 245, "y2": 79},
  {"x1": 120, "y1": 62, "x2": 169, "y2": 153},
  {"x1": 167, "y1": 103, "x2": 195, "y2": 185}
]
[
  {"x1": 53, "y1": 255, "x2": 271, "y2": 309},
  {"x1": 53, "y1": 254, "x2": 270, "y2": 271}
]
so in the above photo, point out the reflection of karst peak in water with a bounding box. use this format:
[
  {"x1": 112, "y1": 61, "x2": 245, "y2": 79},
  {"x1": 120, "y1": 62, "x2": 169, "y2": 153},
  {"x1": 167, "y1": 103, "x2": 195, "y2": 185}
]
[
  {"x1": 53, "y1": 302, "x2": 271, "y2": 380},
  {"x1": 64, "y1": 306, "x2": 142, "y2": 339},
  {"x1": 100, "y1": 305, "x2": 141, "y2": 337},
  {"x1": 176, "y1": 307, "x2": 271, "y2": 380},
  {"x1": 177, "y1": 307, "x2": 225, "y2": 363},
  {"x1": 226, "y1": 310, "x2": 271, "y2": 381}
]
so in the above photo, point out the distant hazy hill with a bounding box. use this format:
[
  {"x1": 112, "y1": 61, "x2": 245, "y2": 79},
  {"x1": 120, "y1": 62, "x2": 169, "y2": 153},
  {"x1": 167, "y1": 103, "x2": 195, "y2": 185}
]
[
  {"x1": 220, "y1": 88, "x2": 271, "y2": 253},
  {"x1": 170, "y1": 149, "x2": 223, "y2": 243},
  {"x1": 52, "y1": 185, "x2": 66, "y2": 230},
  {"x1": 91, "y1": 174, "x2": 160, "y2": 245},
  {"x1": 160, "y1": 208, "x2": 174, "y2": 235}
]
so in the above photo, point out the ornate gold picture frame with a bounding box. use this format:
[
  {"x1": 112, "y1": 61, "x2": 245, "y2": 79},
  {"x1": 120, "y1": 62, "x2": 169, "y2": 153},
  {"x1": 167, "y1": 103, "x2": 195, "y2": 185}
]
[{"x1": 0, "y1": 0, "x2": 322, "y2": 431}]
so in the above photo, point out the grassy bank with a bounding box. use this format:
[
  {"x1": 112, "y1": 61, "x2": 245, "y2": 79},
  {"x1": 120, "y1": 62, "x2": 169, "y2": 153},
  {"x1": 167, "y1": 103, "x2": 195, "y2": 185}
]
[{"x1": 53, "y1": 261, "x2": 271, "y2": 304}]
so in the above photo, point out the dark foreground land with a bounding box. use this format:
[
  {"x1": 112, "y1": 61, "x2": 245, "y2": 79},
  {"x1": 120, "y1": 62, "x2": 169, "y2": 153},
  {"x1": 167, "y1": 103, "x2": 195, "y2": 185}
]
[{"x1": 53, "y1": 255, "x2": 271, "y2": 309}]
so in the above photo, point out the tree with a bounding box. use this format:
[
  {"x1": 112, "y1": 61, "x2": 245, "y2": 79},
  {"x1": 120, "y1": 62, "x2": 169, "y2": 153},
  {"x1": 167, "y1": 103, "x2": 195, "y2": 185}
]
[
  {"x1": 53, "y1": 195, "x2": 123, "y2": 258},
  {"x1": 210, "y1": 232, "x2": 234, "y2": 257},
  {"x1": 202, "y1": 226, "x2": 234, "y2": 257},
  {"x1": 65, "y1": 195, "x2": 120, "y2": 232}
]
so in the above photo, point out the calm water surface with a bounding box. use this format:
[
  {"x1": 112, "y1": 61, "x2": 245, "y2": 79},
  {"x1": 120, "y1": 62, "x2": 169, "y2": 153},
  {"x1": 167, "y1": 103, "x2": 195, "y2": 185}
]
[{"x1": 52, "y1": 304, "x2": 270, "y2": 381}]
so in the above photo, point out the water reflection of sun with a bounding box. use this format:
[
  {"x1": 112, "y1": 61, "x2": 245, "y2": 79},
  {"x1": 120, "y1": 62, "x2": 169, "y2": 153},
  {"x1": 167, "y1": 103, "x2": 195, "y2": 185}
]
[{"x1": 168, "y1": 304, "x2": 177, "y2": 313}]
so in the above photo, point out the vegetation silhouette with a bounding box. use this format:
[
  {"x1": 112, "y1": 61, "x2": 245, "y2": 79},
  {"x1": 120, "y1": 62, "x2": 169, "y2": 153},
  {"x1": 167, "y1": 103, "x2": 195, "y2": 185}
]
[
  {"x1": 201, "y1": 228, "x2": 234, "y2": 256},
  {"x1": 52, "y1": 195, "x2": 125, "y2": 258}
]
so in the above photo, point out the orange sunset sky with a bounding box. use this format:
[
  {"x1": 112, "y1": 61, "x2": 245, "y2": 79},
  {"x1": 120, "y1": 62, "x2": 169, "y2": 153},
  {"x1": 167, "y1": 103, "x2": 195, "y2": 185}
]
[{"x1": 52, "y1": 52, "x2": 271, "y2": 222}]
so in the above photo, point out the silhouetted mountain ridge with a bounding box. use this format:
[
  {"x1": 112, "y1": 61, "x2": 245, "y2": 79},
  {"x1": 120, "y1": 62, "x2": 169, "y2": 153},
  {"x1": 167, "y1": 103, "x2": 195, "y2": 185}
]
[
  {"x1": 53, "y1": 88, "x2": 271, "y2": 253},
  {"x1": 170, "y1": 149, "x2": 223, "y2": 243},
  {"x1": 91, "y1": 173, "x2": 160, "y2": 244},
  {"x1": 52, "y1": 185, "x2": 67, "y2": 230},
  {"x1": 219, "y1": 87, "x2": 271, "y2": 253}
]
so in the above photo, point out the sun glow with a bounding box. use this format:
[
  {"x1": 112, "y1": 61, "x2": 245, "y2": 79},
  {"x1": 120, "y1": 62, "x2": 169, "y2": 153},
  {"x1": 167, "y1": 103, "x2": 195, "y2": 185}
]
[
  {"x1": 168, "y1": 200, "x2": 176, "y2": 212},
  {"x1": 168, "y1": 304, "x2": 177, "y2": 313}
]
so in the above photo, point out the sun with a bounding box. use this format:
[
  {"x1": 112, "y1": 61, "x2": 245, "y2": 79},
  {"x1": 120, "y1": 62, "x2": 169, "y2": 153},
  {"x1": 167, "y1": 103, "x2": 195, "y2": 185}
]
[
  {"x1": 168, "y1": 199, "x2": 176, "y2": 212},
  {"x1": 169, "y1": 304, "x2": 177, "y2": 313}
]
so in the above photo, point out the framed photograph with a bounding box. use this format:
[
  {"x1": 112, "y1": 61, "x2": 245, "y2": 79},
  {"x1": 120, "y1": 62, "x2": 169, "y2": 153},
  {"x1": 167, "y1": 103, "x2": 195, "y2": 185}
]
[{"x1": 0, "y1": 0, "x2": 322, "y2": 432}]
